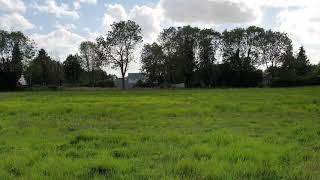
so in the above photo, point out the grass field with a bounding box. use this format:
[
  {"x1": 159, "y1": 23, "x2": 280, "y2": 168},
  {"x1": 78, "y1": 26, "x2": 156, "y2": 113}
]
[{"x1": 0, "y1": 87, "x2": 320, "y2": 179}]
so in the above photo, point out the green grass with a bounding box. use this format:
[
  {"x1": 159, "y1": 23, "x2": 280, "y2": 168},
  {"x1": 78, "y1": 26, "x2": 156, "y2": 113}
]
[{"x1": 0, "y1": 87, "x2": 320, "y2": 179}]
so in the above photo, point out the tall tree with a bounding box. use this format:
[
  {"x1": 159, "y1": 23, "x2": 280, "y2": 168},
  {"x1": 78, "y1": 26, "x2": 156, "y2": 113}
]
[
  {"x1": 79, "y1": 41, "x2": 102, "y2": 85},
  {"x1": 260, "y1": 30, "x2": 292, "y2": 69},
  {"x1": 63, "y1": 54, "x2": 83, "y2": 84},
  {"x1": 197, "y1": 29, "x2": 221, "y2": 87},
  {"x1": 295, "y1": 46, "x2": 311, "y2": 76},
  {"x1": 270, "y1": 44, "x2": 297, "y2": 86},
  {"x1": 141, "y1": 43, "x2": 165, "y2": 86},
  {"x1": 280, "y1": 44, "x2": 296, "y2": 70},
  {"x1": 222, "y1": 26, "x2": 264, "y2": 66},
  {"x1": 244, "y1": 26, "x2": 265, "y2": 64},
  {"x1": 9, "y1": 43, "x2": 23, "y2": 87},
  {"x1": 159, "y1": 27, "x2": 180, "y2": 85},
  {"x1": 222, "y1": 28, "x2": 246, "y2": 62},
  {"x1": 25, "y1": 49, "x2": 64, "y2": 86},
  {"x1": 221, "y1": 27, "x2": 264, "y2": 87},
  {"x1": 97, "y1": 20, "x2": 143, "y2": 89},
  {"x1": 0, "y1": 30, "x2": 35, "y2": 89},
  {"x1": 258, "y1": 30, "x2": 292, "y2": 83},
  {"x1": 176, "y1": 26, "x2": 199, "y2": 88}
]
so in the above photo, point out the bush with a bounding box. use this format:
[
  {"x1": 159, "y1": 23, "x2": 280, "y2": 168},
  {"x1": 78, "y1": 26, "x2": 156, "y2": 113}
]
[
  {"x1": 133, "y1": 80, "x2": 151, "y2": 88},
  {"x1": 271, "y1": 75, "x2": 320, "y2": 87},
  {"x1": 93, "y1": 80, "x2": 115, "y2": 88}
]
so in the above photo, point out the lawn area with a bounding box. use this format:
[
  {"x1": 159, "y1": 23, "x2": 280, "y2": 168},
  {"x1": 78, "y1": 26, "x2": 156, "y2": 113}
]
[{"x1": 0, "y1": 87, "x2": 320, "y2": 179}]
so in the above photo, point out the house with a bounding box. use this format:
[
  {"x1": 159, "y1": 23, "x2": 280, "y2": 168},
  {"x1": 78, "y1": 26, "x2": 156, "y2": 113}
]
[
  {"x1": 114, "y1": 73, "x2": 146, "y2": 88},
  {"x1": 127, "y1": 73, "x2": 146, "y2": 88}
]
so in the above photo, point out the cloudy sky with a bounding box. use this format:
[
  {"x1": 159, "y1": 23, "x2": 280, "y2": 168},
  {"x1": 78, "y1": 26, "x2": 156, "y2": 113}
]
[{"x1": 1, "y1": 0, "x2": 319, "y2": 74}]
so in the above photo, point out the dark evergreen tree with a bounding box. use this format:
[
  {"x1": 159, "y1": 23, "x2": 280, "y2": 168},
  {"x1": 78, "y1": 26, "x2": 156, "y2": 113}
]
[
  {"x1": 25, "y1": 49, "x2": 64, "y2": 86},
  {"x1": 63, "y1": 54, "x2": 83, "y2": 84},
  {"x1": 7, "y1": 43, "x2": 23, "y2": 88},
  {"x1": 295, "y1": 46, "x2": 311, "y2": 76}
]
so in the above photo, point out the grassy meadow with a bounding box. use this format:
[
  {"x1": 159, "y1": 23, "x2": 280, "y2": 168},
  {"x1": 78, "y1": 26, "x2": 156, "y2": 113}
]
[{"x1": 0, "y1": 87, "x2": 320, "y2": 179}]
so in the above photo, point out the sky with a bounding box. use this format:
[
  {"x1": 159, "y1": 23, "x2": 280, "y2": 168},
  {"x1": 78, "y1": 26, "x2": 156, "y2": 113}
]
[{"x1": 1, "y1": 0, "x2": 320, "y2": 75}]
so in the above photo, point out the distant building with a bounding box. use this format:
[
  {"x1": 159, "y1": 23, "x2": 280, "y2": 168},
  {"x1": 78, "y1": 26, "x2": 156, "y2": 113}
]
[
  {"x1": 114, "y1": 78, "x2": 128, "y2": 89},
  {"x1": 114, "y1": 73, "x2": 146, "y2": 88},
  {"x1": 174, "y1": 83, "x2": 185, "y2": 88},
  {"x1": 127, "y1": 73, "x2": 146, "y2": 88}
]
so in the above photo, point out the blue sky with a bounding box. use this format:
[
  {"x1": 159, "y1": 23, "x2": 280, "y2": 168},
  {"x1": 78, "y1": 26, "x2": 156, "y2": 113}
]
[
  {"x1": 23, "y1": 0, "x2": 158, "y2": 35},
  {"x1": 1, "y1": 0, "x2": 319, "y2": 74}
]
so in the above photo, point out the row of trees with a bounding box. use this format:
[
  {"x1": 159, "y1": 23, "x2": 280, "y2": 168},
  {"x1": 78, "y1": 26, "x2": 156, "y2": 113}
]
[
  {"x1": 270, "y1": 46, "x2": 320, "y2": 86},
  {"x1": 23, "y1": 48, "x2": 113, "y2": 87},
  {"x1": 141, "y1": 26, "x2": 319, "y2": 87},
  {"x1": 1, "y1": 21, "x2": 320, "y2": 90},
  {"x1": 0, "y1": 31, "x2": 113, "y2": 89},
  {"x1": 1, "y1": 20, "x2": 142, "y2": 89}
]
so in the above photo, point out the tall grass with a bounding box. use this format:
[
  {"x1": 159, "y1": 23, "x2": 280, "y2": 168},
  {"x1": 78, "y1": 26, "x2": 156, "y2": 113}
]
[{"x1": 0, "y1": 87, "x2": 319, "y2": 179}]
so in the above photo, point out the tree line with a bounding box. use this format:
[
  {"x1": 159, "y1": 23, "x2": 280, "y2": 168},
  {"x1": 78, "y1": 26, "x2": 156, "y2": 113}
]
[
  {"x1": 141, "y1": 26, "x2": 320, "y2": 88},
  {"x1": 1, "y1": 21, "x2": 320, "y2": 90}
]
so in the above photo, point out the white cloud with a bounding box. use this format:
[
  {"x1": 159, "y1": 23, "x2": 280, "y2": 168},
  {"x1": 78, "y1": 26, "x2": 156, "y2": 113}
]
[
  {"x1": 32, "y1": 0, "x2": 79, "y2": 19},
  {"x1": 103, "y1": 4, "x2": 161, "y2": 43},
  {"x1": 130, "y1": 5, "x2": 162, "y2": 43},
  {"x1": 276, "y1": 6, "x2": 320, "y2": 63},
  {"x1": 55, "y1": 23, "x2": 76, "y2": 31},
  {"x1": 160, "y1": 0, "x2": 261, "y2": 25},
  {"x1": 0, "y1": 13, "x2": 34, "y2": 31},
  {"x1": 77, "y1": 0, "x2": 97, "y2": 4},
  {"x1": 258, "y1": 0, "x2": 319, "y2": 8},
  {"x1": 102, "y1": 0, "x2": 264, "y2": 43},
  {"x1": 73, "y1": 0, "x2": 97, "y2": 10},
  {"x1": 73, "y1": 2, "x2": 81, "y2": 10},
  {"x1": 0, "y1": 0, "x2": 26, "y2": 13},
  {"x1": 103, "y1": 4, "x2": 129, "y2": 27},
  {"x1": 31, "y1": 29, "x2": 86, "y2": 61},
  {"x1": 242, "y1": 0, "x2": 320, "y2": 63}
]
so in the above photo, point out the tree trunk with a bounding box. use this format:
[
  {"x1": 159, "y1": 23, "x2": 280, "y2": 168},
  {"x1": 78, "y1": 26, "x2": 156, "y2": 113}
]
[
  {"x1": 121, "y1": 72, "x2": 126, "y2": 89},
  {"x1": 122, "y1": 78, "x2": 125, "y2": 89}
]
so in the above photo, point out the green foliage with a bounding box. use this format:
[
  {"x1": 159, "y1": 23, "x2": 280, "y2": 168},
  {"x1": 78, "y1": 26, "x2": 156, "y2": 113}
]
[
  {"x1": 63, "y1": 54, "x2": 83, "y2": 84},
  {"x1": 1, "y1": 23, "x2": 319, "y2": 89},
  {"x1": 79, "y1": 41, "x2": 104, "y2": 85},
  {"x1": 141, "y1": 43, "x2": 165, "y2": 86},
  {"x1": 271, "y1": 46, "x2": 318, "y2": 87},
  {"x1": 295, "y1": 46, "x2": 311, "y2": 76},
  {"x1": 0, "y1": 87, "x2": 320, "y2": 178},
  {"x1": 1, "y1": 43, "x2": 23, "y2": 89},
  {"x1": 93, "y1": 79, "x2": 115, "y2": 88},
  {"x1": 97, "y1": 20, "x2": 143, "y2": 89},
  {"x1": 0, "y1": 30, "x2": 35, "y2": 89},
  {"x1": 143, "y1": 26, "x2": 292, "y2": 88},
  {"x1": 24, "y1": 49, "x2": 64, "y2": 86},
  {"x1": 197, "y1": 28, "x2": 221, "y2": 87}
]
